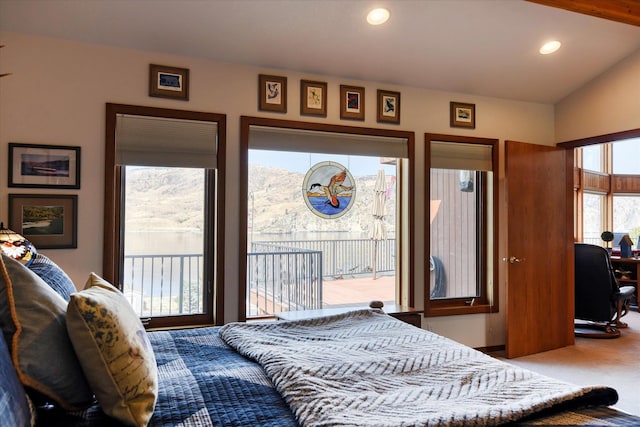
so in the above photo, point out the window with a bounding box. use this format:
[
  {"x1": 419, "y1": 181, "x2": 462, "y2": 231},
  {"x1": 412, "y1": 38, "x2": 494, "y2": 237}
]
[
  {"x1": 582, "y1": 144, "x2": 603, "y2": 172},
  {"x1": 613, "y1": 138, "x2": 640, "y2": 174},
  {"x1": 583, "y1": 192, "x2": 605, "y2": 245},
  {"x1": 571, "y1": 135, "x2": 640, "y2": 248},
  {"x1": 240, "y1": 117, "x2": 414, "y2": 320},
  {"x1": 425, "y1": 134, "x2": 498, "y2": 316},
  {"x1": 104, "y1": 104, "x2": 226, "y2": 328},
  {"x1": 613, "y1": 195, "x2": 640, "y2": 244}
]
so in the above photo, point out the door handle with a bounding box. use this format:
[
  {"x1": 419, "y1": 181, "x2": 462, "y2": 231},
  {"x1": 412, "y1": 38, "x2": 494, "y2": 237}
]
[{"x1": 503, "y1": 256, "x2": 524, "y2": 264}]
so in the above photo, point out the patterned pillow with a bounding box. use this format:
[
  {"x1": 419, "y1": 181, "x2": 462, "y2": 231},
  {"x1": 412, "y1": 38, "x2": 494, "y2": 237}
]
[
  {"x1": 28, "y1": 253, "x2": 77, "y2": 301},
  {"x1": 66, "y1": 273, "x2": 157, "y2": 427},
  {"x1": 0, "y1": 334, "x2": 33, "y2": 427},
  {"x1": 0, "y1": 254, "x2": 94, "y2": 411}
]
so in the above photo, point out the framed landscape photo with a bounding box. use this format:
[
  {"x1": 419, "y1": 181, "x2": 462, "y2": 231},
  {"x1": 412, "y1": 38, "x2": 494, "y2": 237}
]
[
  {"x1": 259, "y1": 74, "x2": 287, "y2": 113},
  {"x1": 377, "y1": 89, "x2": 400, "y2": 124},
  {"x1": 300, "y1": 80, "x2": 327, "y2": 116},
  {"x1": 340, "y1": 85, "x2": 365, "y2": 121},
  {"x1": 149, "y1": 64, "x2": 189, "y2": 101},
  {"x1": 9, "y1": 194, "x2": 78, "y2": 249},
  {"x1": 9, "y1": 143, "x2": 81, "y2": 189},
  {"x1": 450, "y1": 101, "x2": 476, "y2": 129}
]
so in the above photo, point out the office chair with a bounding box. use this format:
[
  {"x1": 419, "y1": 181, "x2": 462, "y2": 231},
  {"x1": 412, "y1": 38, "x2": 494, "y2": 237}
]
[{"x1": 574, "y1": 243, "x2": 635, "y2": 338}]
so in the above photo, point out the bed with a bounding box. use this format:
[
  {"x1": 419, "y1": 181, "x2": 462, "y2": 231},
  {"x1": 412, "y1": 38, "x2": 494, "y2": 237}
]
[
  {"x1": 1, "y1": 252, "x2": 639, "y2": 426},
  {"x1": 23, "y1": 310, "x2": 639, "y2": 427}
]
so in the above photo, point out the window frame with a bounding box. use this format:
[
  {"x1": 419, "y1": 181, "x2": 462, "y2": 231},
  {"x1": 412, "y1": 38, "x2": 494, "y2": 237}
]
[
  {"x1": 424, "y1": 133, "x2": 499, "y2": 316},
  {"x1": 104, "y1": 103, "x2": 226, "y2": 328},
  {"x1": 239, "y1": 116, "x2": 415, "y2": 321}
]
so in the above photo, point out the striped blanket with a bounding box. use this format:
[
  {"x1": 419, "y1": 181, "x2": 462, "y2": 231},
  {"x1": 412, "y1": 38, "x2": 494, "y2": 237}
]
[{"x1": 220, "y1": 310, "x2": 618, "y2": 427}]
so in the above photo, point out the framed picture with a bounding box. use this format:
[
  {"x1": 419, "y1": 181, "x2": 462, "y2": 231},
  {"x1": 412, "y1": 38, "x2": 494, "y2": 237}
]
[
  {"x1": 9, "y1": 194, "x2": 78, "y2": 249},
  {"x1": 300, "y1": 80, "x2": 327, "y2": 116},
  {"x1": 450, "y1": 101, "x2": 476, "y2": 129},
  {"x1": 377, "y1": 90, "x2": 401, "y2": 124},
  {"x1": 8, "y1": 143, "x2": 81, "y2": 189},
  {"x1": 340, "y1": 85, "x2": 365, "y2": 121},
  {"x1": 259, "y1": 74, "x2": 287, "y2": 113},
  {"x1": 149, "y1": 64, "x2": 189, "y2": 101}
]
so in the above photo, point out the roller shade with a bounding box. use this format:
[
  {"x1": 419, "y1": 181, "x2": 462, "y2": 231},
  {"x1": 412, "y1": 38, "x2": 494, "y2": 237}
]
[
  {"x1": 250, "y1": 125, "x2": 408, "y2": 158},
  {"x1": 116, "y1": 114, "x2": 217, "y2": 168},
  {"x1": 431, "y1": 141, "x2": 493, "y2": 171}
]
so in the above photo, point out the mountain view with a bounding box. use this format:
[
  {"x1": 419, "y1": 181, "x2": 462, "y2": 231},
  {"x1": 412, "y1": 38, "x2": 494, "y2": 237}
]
[{"x1": 124, "y1": 165, "x2": 397, "y2": 238}]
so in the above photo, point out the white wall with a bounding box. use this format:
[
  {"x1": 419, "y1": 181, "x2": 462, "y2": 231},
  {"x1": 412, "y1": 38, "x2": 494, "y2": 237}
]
[
  {"x1": 555, "y1": 49, "x2": 640, "y2": 142},
  {"x1": 0, "y1": 32, "x2": 556, "y2": 347}
]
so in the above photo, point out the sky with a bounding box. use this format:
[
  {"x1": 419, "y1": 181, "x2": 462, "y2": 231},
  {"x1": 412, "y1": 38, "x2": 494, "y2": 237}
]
[{"x1": 583, "y1": 138, "x2": 640, "y2": 173}]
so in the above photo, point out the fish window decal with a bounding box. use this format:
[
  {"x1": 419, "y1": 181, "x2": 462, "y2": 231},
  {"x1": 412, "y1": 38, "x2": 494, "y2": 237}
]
[{"x1": 302, "y1": 161, "x2": 356, "y2": 219}]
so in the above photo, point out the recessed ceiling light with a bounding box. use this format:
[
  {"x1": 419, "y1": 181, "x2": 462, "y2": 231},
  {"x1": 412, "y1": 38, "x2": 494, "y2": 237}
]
[
  {"x1": 367, "y1": 8, "x2": 390, "y2": 25},
  {"x1": 539, "y1": 40, "x2": 562, "y2": 55}
]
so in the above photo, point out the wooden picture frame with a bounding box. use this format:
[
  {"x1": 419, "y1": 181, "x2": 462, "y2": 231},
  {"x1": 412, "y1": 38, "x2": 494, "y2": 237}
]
[
  {"x1": 377, "y1": 90, "x2": 400, "y2": 124},
  {"x1": 8, "y1": 143, "x2": 81, "y2": 189},
  {"x1": 149, "y1": 64, "x2": 189, "y2": 101},
  {"x1": 300, "y1": 80, "x2": 327, "y2": 116},
  {"x1": 9, "y1": 194, "x2": 78, "y2": 249},
  {"x1": 259, "y1": 74, "x2": 287, "y2": 113},
  {"x1": 340, "y1": 85, "x2": 365, "y2": 121},
  {"x1": 450, "y1": 101, "x2": 476, "y2": 129}
]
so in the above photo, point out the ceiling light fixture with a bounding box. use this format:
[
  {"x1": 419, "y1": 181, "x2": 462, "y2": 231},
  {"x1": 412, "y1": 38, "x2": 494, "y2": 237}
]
[
  {"x1": 539, "y1": 40, "x2": 562, "y2": 55},
  {"x1": 367, "y1": 8, "x2": 390, "y2": 25}
]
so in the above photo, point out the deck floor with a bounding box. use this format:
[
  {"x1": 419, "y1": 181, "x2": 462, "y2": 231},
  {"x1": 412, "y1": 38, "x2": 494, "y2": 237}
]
[{"x1": 322, "y1": 275, "x2": 395, "y2": 307}]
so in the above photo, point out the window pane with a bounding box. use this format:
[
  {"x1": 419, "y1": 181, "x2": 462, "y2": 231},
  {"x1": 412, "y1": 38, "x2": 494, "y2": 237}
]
[
  {"x1": 582, "y1": 145, "x2": 602, "y2": 172},
  {"x1": 583, "y1": 193, "x2": 604, "y2": 245},
  {"x1": 122, "y1": 166, "x2": 206, "y2": 317},
  {"x1": 613, "y1": 195, "x2": 640, "y2": 245},
  {"x1": 613, "y1": 139, "x2": 640, "y2": 174},
  {"x1": 430, "y1": 169, "x2": 479, "y2": 299},
  {"x1": 247, "y1": 149, "x2": 398, "y2": 317}
]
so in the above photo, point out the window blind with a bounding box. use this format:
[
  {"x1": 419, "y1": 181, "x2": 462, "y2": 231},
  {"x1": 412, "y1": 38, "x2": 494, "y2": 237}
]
[
  {"x1": 431, "y1": 141, "x2": 493, "y2": 171},
  {"x1": 116, "y1": 114, "x2": 217, "y2": 168},
  {"x1": 249, "y1": 125, "x2": 408, "y2": 158}
]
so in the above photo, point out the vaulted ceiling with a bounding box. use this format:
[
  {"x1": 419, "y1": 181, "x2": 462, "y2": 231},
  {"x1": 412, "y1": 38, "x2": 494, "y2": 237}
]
[{"x1": 1, "y1": 0, "x2": 640, "y2": 104}]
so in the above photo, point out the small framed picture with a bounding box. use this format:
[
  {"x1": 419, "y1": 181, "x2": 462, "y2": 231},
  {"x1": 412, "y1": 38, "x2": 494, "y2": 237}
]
[
  {"x1": 259, "y1": 74, "x2": 287, "y2": 113},
  {"x1": 9, "y1": 194, "x2": 78, "y2": 249},
  {"x1": 377, "y1": 90, "x2": 401, "y2": 124},
  {"x1": 300, "y1": 80, "x2": 327, "y2": 116},
  {"x1": 340, "y1": 85, "x2": 365, "y2": 121},
  {"x1": 9, "y1": 143, "x2": 81, "y2": 189},
  {"x1": 149, "y1": 64, "x2": 189, "y2": 101},
  {"x1": 450, "y1": 102, "x2": 476, "y2": 129}
]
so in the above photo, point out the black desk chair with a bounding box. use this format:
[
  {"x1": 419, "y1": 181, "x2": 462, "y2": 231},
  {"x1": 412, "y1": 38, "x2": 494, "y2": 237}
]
[{"x1": 574, "y1": 243, "x2": 635, "y2": 338}]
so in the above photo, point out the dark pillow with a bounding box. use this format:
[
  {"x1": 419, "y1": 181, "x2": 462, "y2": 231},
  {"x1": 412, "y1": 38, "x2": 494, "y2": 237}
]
[
  {"x1": 0, "y1": 335, "x2": 33, "y2": 427},
  {"x1": 28, "y1": 253, "x2": 77, "y2": 301},
  {"x1": 0, "y1": 254, "x2": 94, "y2": 411}
]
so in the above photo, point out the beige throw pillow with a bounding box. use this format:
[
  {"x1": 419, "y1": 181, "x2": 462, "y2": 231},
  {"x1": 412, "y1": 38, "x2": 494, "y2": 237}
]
[{"x1": 66, "y1": 273, "x2": 157, "y2": 427}]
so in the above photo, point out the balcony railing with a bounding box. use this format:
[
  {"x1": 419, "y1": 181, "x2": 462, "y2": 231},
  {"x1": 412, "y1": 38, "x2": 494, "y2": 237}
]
[
  {"x1": 122, "y1": 254, "x2": 203, "y2": 317},
  {"x1": 248, "y1": 243, "x2": 322, "y2": 316},
  {"x1": 121, "y1": 238, "x2": 396, "y2": 317}
]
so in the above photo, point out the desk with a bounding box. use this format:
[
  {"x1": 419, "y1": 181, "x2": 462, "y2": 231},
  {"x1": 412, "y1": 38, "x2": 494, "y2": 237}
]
[
  {"x1": 611, "y1": 256, "x2": 640, "y2": 285},
  {"x1": 274, "y1": 304, "x2": 423, "y2": 327},
  {"x1": 611, "y1": 257, "x2": 639, "y2": 310}
]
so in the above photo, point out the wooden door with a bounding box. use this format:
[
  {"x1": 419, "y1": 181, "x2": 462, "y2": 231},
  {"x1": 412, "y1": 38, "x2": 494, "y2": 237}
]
[{"x1": 505, "y1": 140, "x2": 574, "y2": 358}]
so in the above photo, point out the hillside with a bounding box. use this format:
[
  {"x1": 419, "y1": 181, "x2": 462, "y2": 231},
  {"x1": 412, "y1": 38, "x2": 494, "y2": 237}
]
[{"x1": 124, "y1": 165, "x2": 397, "y2": 237}]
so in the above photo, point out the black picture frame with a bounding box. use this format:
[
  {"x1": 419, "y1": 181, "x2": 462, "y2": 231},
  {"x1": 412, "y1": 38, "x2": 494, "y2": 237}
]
[
  {"x1": 8, "y1": 143, "x2": 81, "y2": 189},
  {"x1": 9, "y1": 194, "x2": 78, "y2": 249}
]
